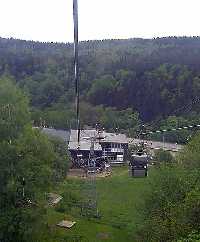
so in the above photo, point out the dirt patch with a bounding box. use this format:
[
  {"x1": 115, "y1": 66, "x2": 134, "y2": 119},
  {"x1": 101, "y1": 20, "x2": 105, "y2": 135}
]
[
  {"x1": 96, "y1": 171, "x2": 112, "y2": 178},
  {"x1": 67, "y1": 169, "x2": 86, "y2": 178},
  {"x1": 96, "y1": 232, "x2": 110, "y2": 240},
  {"x1": 67, "y1": 169, "x2": 111, "y2": 179}
]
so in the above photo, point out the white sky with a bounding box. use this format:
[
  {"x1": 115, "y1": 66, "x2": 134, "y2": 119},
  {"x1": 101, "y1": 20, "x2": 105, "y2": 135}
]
[{"x1": 0, "y1": 0, "x2": 200, "y2": 43}]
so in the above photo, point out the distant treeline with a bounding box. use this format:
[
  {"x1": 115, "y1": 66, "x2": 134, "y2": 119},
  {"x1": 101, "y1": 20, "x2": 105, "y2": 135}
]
[{"x1": 0, "y1": 36, "x2": 200, "y2": 134}]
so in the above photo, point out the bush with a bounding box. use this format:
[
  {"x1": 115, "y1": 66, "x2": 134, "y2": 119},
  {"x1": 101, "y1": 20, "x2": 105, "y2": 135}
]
[
  {"x1": 134, "y1": 133, "x2": 200, "y2": 242},
  {"x1": 154, "y1": 149, "x2": 174, "y2": 165}
]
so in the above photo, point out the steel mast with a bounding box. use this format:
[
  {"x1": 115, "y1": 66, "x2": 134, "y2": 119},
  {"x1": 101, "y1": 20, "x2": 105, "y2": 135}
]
[
  {"x1": 73, "y1": 0, "x2": 99, "y2": 218},
  {"x1": 73, "y1": 0, "x2": 80, "y2": 145}
]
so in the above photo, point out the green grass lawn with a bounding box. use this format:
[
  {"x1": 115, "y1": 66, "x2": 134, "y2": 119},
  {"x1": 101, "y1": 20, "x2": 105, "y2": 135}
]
[{"x1": 43, "y1": 166, "x2": 153, "y2": 242}]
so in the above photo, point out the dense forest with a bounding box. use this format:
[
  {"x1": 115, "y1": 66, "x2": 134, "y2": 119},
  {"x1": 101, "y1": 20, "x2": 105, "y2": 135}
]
[{"x1": 0, "y1": 36, "x2": 200, "y2": 138}]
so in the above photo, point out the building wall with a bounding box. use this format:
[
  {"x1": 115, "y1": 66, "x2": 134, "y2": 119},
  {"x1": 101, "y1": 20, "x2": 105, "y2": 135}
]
[
  {"x1": 69, "y1": 149, "x2": 103, "y2": 161},
  {"x1": 100, "y1": 142, "x2": 128, "y2": 162}
]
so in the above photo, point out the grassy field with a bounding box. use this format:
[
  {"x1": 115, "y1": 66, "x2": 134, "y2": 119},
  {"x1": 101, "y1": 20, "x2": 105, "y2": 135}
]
[{"x1": 43, "y1": 166, "x2": 153, "y2": 242}]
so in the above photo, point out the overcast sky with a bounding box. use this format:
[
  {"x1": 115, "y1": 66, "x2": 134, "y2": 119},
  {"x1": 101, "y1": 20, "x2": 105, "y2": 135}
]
[{"x1": 0, "y1": 0, "x2": 200, "y2": 43}]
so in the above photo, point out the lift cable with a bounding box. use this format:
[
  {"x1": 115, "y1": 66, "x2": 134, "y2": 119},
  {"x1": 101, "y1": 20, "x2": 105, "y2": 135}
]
[
  {"x1": 133, "y1": 121, "x2": 200, "y2": 144},
  {"x1": 73, "y1": 0, "x2": 80, "y2": 145},
  {"x1": 134, "y1": 96, "x2": 200, "y2": 141},
  {"x1": 139, "y1": 123, "x2": 200, "y2": 136},
  {"x1": 143, "y1": 96, "x2": 200, "y2": 132}
]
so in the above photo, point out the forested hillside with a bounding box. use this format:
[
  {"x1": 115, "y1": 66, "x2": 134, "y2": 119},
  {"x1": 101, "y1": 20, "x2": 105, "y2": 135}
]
[{"x1": 1, "y1": 36, "x2": 200, "y2": 133}]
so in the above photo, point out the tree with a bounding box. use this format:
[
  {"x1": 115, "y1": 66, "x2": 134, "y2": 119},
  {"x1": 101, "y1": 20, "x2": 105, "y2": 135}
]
[
  {"x1": 154, "y1": 149, "x2": 174, "y2": 165},
  {"x1": 179, "y1": 131, "x2": 200, "y2": 169},
  {"x1": 135, "y1": 133, "x2": 200, "y2": 242},
  {"x1": 87, "y1": 75, "x2": 118, "y2": 106},
  {"x1": 134, "y1": 165, "x2": 189, "y2": 242},
  {"x1": 48, "y1": 136, "x2": 70, "y2": 183},
  {"x1": 0, "y1": 76, "x2": 30, "y2": 141},
  {"x1": 0, "y1": 76, "x2": 69, "y2": 242}
]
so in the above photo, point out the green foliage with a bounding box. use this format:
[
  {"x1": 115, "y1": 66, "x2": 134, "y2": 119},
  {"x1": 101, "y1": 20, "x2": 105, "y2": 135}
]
[
  {"x1": 149, "y1": 115, "x2": 193, "y2": 144},
  {"x1": 0, "y1": 206, "x2": 46, "y2": 242},
  {"x1": 14, "y1": 127, "x2": 55, "y2": 195},
  {"x1": 134, "y1": 165, "x2": 189, "y2": 242},
  {"x1": 135, "y1": 133, "x2": 200, "y2": 241},
  {"x1": 178, "y1": 231, "x2": 200, "y2": 242},
  {"x1": 0, "y1": 76, "x2": 30, "y2": 141},
  {"x1": 80, "y1": 102, "x2": 139, "y2": 132},
  {"x1": 32, "y1": 105, "x2": 76, "y2": 130},
  {"x1": 0, "y1": 77, "x2": 70, "y2": 242},
  {"x1": 179, "y1": 131, "x2": 200, "y2": 168},
  {"x1": 0, "y1": 129, "x2": 55, "y2": 241},
  {"x1": 98, "y1": 107, "x2": 139, "y2": 133},
  {"x1": 1, "y1": 37, "x2": 200, "y2": 128},
  {"x1": 48, "y1": 136, "x2": 70, "y2": 183},
  {"x1": 154, "y1": 149, "x2": 174, "y2": 165},
  {"x1": 87, "y1": 75, "x2": 118, "y2": 106}
]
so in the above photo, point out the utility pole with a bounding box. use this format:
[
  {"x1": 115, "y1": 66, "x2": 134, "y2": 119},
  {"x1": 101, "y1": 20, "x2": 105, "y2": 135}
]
[
  {"x1": 162, "y1": 134, "x2": 165, "y2": 149},
  {"x1": 73, "y1": 0, "x2": 80, "y2": 145},
  {"x1": 72, "y1": 0, "x2": 99, "y2": 218}
]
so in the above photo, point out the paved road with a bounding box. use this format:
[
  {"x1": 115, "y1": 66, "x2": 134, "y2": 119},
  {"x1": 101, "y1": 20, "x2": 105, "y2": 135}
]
[{"x1": 128, "y1": 138, "x2": 183, "y2": 152}]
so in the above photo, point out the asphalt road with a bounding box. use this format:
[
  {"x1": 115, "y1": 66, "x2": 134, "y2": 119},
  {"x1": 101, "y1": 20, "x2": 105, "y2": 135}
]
[{"x1": 128, "y1": 138, "x2": 183, "y2": 152}]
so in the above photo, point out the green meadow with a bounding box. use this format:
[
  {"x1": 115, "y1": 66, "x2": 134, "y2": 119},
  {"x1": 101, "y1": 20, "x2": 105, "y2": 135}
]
[{"x1": 43, "y1": 167, "x2": 153, "y2": 242}]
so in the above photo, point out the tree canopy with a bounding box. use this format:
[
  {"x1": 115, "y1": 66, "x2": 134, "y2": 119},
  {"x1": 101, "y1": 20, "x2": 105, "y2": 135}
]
[
  {"x1": 0, "y1": 76, "x2": 69, "y2": 242},
  {"x1": 0, "y1": 37, "x2": 200, "y2": 132},
  {"x1": 134, "y1": 133, "x2": 200, "y2": 242}
]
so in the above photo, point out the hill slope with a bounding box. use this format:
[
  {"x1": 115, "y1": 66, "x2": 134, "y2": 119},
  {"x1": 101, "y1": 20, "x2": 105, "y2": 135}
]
[{"x1": 0, "y1": 36, "x2": 200, "y2": 129}]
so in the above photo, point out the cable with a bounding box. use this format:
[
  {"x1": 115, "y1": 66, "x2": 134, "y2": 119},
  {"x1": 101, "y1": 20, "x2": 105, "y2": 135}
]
[
  {"x1": 132, "y1": 96, "x2": 200, "y2": 141},
  {"x1": 131, "y1": 122, "x2": 200, "y2": 144},
  {"x1": 140, "y1": 123, "x2": 200, "y2": 136},
  {"x1": 145, "y1": 96, "x2": 200, "y2": 131}
]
